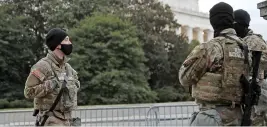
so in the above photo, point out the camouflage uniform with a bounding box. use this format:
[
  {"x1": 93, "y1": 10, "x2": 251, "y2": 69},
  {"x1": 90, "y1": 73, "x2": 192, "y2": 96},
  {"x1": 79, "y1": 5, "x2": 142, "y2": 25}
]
[
  {"x1": 252, "y1": 79, "x2": 267, "y2": 126},
  {"x1": 243, "y1": 29, "x2": 267, "y2": 126},
  {"x1": 24, "y1": 50, "x2": 80, "y2": 126},
  {"x1": 179, "y1": 28, "x2": 250, "y2": 126}
]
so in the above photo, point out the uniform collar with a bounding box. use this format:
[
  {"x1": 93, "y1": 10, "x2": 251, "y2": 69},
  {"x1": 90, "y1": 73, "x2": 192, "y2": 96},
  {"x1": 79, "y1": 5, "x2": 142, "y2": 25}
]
[
  {"x1": 47, "y1": 50, "x2": 70, "y2": 66},
  {"x1": 220, "y1": 28, "x2": 237, "y2": 35},
  {"x1": 246, "y1": 29, "x2": 263, "y2": 38},
  {"x1": 246, "y1": 29, "x2": 253, "y2": 36}
]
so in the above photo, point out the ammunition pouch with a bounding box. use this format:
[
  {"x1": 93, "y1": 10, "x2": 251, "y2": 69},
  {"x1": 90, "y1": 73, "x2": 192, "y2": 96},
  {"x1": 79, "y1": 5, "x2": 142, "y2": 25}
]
[
  {"x1": 33, "y1": 109, "x2": 39, "y2": 116},
  {"x1": 70, "y1": 117, "x2": 81, "y2": 126}
]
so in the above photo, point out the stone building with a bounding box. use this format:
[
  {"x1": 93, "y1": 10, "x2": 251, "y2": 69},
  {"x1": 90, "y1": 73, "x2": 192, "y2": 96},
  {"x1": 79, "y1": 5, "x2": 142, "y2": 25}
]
[{"x1": 159, "y1": 0, "x2": 213, "y2": 43}]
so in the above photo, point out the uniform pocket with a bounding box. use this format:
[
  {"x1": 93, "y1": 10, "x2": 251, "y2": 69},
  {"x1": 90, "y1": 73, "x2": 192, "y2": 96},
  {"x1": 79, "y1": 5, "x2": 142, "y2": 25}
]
[
  {"x1": 215, "y1": 106, "x2": 241, "y2": 126},
  {"x1": 70, "y1": 117, "x2": 81, "y2": 126},
  {"x1": 63, "y1": 76, "x2": 79, "y2": 110},
  {"x1": 190, "y1": 109, "x2": 222, "y2": 126}
]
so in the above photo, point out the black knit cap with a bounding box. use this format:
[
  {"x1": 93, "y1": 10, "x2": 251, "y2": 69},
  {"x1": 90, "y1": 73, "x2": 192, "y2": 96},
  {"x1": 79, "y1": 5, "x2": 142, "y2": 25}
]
[
  {"x1": 234, "y1": 9, "x2": 251, "y2": 26},
  {"x1": 45, "y1": 28, "x2": 68, "y2": 51},
  {"x1": 209, "y1": 2, "x2": 234, "y2": 19}
]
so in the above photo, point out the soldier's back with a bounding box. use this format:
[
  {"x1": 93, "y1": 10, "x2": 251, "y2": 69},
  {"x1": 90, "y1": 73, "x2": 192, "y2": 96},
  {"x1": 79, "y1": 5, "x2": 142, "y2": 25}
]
[{"x1": 188, "y1": 28, "x2": 249, "y2": 126}]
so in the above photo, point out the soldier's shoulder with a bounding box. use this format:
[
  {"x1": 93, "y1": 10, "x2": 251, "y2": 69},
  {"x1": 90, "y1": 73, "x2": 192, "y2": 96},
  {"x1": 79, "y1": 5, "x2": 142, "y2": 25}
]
[
  {"x1": 244, "y1": 34, "x2": 267, "y2": 52},
  {"x1": 246, "y1": 31, "x2": 263, "y2": 39},
  {"x1": 65, "y1": 63, "x2": 78, "y2": 75},
  {"x1": 244, "y1": 33, "x2": 265, "y2": 43},
  {"x1": 212, "y1": 34, "x2": 246, "y2": 47},
  {"x1": 209, "y1": 35, "x2": 236, "y2": 44},
  {"x1": 189, "y1": 42, "x2": 208, "y2": 54},
  {"x1": 34, "y1": 58, "x2": 50, "y2": 68},
  {"x1": 203, "y1": 36, "x2": 222, "y2": 44},
  {"x1": 205, "y1": 37, "x2": 224, "y2": 49},
  {"x1": 31, "y1": 58, "x2": 51, "y2": 73},
  {"x1": 29, "y1": 58, "x2": 51, "y2": 81},
  {"x1": 187, "y1": 41, "x2": 220, "y2": 58},
  {"x1": 65, "y1": 63, "x2": 73, "y2": 70}
]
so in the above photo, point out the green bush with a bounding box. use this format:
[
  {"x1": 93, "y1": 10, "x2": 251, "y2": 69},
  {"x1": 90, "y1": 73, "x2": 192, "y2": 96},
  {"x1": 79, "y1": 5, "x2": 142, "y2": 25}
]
[
  {"x1": 9, "y1": 99, "x2": 32, "y2": 108},
  {"x1": 188, "y1": 39, "x2": 200, "y2": 52},
  {"x1": 0, "y1": 99, "x2": 9, "y2": 109},
  {"x1": 0, "y1": 99, "x2": 32, "y2": 109},
  {"x1": 155, "y1": 86, "x2": 179, "y2": 102},
  {"x1": 155, "y1": 85, "x2": 194, "y2": 102}
]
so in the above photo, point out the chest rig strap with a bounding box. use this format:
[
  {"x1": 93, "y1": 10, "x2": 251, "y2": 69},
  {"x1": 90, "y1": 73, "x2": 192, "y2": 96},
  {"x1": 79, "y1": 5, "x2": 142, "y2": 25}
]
[{"x1": 39, "y1": 58, "x2": 69, "y2": 126}]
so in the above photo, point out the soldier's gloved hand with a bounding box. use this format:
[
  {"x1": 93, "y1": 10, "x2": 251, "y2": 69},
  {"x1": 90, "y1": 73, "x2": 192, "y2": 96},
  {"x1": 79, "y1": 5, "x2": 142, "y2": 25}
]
[
  {"x1": 44, "y1": 78, "x2": 58, "y2": 92},
  {"x1": 252, "y1": 84, "x2": 261, "y2": 105}
]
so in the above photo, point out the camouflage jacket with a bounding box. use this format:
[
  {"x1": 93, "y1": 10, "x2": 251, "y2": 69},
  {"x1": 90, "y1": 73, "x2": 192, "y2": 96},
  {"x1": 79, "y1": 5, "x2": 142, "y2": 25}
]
[
  {"x1": 24, "y1": 50, "x2": 80, "y2": 119},
  {"x1": 243, "y1": 29, "x2": 267, "y2": 80},
  {"x1": 243, "y1": 29, "x2": 267, "y2": 52},
  {"x1": 179, "y1": 28, "x2": 249, "y2": 87},
  {"x1": 179, "y1": 28, "x2": 251, "y2": 104}
]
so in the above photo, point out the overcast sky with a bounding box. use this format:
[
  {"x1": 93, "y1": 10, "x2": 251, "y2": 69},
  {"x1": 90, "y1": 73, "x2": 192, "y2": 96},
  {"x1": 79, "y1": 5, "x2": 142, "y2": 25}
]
[{"x1": 199, "y1": 0, "x2": 267, "y2": 40}]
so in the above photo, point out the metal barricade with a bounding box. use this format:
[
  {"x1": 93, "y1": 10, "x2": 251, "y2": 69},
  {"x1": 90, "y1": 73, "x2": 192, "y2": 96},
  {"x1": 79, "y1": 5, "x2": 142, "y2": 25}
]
[
  {"x1": 145, "y1": 103, "x2": 199, "y2": 126},
  {"x1": 0, "y1": 102, "x2": 198, "y2": 126},
  {"x1": 72, "y1": 106, "x2": 151, "y2": 126},
  {"x1": 145, "y1": 106, "x2": 159, "y2": 126}
]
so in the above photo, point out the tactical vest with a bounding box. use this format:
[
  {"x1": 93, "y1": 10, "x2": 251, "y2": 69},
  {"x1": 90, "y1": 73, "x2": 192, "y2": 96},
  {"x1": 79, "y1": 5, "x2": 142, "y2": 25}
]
[
  {"x1": 192, "y1": 36, "x2": 249, "y2": 104},
  {"x1": 34, "y1": 57, "x2": 79, "y2": 112}
]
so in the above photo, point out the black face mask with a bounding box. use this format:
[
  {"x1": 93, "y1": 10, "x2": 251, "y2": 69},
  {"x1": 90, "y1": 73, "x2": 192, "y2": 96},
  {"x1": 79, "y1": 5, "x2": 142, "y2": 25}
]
[
  {"x1": 233, "y1": 23, "x2": 248, "y2": 38},
  {"x1": 61, "y1": 44, "x2": 72, "y2": 55},
  {"x1": 210, "y1": 14, "x2": 234, "y2": 38}
]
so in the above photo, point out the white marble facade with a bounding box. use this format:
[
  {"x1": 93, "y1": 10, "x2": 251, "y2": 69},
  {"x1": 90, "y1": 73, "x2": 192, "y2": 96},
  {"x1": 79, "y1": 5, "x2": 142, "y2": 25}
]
[{"x1": 159, "y1": 0, "x2": 213, "y2": 43}]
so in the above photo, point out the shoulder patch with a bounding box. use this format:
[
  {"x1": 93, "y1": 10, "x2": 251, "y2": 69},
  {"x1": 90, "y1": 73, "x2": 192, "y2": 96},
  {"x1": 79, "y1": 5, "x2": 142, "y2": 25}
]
[
  {"x1": 30, "y1": 59, "x2": 51, "y2": 82},
  {"x1": 31, "y1": 68, "x2": 46, "y2": 81}
]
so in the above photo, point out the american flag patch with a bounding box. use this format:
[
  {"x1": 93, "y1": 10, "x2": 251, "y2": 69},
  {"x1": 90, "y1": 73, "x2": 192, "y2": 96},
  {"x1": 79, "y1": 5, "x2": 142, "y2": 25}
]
[{"x1": 31, "y1": 69, "x2": 45, "y2": 81}]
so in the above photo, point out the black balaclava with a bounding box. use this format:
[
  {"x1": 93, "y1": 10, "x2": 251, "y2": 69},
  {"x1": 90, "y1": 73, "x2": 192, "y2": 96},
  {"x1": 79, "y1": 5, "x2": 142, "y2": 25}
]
[
  {"x1": 46, "y1": 28, "x2": 72, "y2": 55},
  {"x1": 209, "y1": 2, "x2": 234, "y2": 37},
  {"x1": 233, "y1": 9, "x2": 251, "y2": 38}
]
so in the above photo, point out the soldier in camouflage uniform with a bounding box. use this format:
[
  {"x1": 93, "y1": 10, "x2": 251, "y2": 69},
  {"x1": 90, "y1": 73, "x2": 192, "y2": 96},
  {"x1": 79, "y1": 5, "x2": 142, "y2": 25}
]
[
  {"x1": 24, "y1": 28, "x2": 80, "y2": 126},
  {"x1": 233, "y1": 9, "x2": 267, "y2": 126},
  {"x1": 179, "y1": 2, "x2": 251, "y2": 126}
]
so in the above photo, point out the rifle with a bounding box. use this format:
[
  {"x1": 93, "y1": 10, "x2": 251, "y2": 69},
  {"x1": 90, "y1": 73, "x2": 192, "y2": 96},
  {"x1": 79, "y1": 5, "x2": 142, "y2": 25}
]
[
  {"x1": 240, "y1": 51, "x2": 262, "y2": 126},
  {"x1": 33, "y1": 109, "x2": 39, "y2": 126}
]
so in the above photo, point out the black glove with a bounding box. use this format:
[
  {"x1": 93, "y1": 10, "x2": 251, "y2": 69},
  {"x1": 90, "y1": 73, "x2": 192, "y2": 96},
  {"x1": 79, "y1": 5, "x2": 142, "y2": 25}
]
[{"x1": 252, "y1": 83, "x2": 261, "y2": 105}]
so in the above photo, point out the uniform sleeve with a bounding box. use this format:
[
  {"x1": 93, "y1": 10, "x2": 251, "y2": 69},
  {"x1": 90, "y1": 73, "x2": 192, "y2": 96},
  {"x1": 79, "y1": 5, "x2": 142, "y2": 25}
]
[
  {"x1": 73, "y1": 69, "x2": 80, "y2": 90},
  {"x1": 24, "y1": 61, "x2": 56, "y2": 99},
  {"x1": 66, "y1": 63, "x2": 80, "y2": 90},
  {"x1": 179, "y1": 42, "x2": 220, "y2": 87},
  {"x1": 67, "y1": 64, "x2": 81, "y2": 89}
]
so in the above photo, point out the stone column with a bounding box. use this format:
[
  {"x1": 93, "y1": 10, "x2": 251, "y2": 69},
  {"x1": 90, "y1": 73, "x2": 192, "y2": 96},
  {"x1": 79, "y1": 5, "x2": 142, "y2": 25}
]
[
  {"x1": 176, "y1": 28, "x2": 181, "y2": 35},
  {"x1": 184, "y1": 26, "x2": 193, "y2": 43},
  {"x1": 196, "y1": 28, "x2": 204, "y2": 43},
  {"x1": 207, "y1": 29, "x2": 214, "y2": 41}
]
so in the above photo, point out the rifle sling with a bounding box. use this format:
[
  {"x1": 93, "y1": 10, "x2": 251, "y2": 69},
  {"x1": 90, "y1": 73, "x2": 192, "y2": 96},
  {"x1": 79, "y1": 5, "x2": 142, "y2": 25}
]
[{"x1": 40, "y1": 60, "x2": 69, "y2": 126}]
